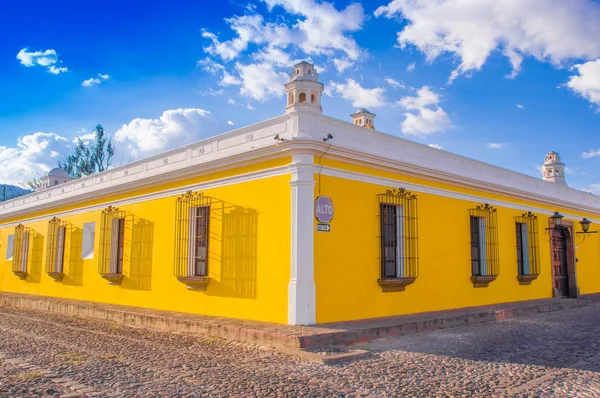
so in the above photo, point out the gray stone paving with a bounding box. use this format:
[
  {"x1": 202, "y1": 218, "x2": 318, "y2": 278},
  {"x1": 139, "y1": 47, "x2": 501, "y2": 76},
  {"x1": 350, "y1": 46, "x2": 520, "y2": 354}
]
[{"x1": 1, "y1": 304, "x2": 600, "y2": 397}]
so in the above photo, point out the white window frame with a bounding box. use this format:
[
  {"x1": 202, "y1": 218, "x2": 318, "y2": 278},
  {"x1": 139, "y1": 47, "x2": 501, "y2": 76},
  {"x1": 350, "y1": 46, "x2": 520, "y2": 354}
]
[
  {"x1": 82, "y1": 222, "x2": 95, "y2": 260},
  {"x1": 6, "y1": 234, "x2": 14, "y2": 261}
]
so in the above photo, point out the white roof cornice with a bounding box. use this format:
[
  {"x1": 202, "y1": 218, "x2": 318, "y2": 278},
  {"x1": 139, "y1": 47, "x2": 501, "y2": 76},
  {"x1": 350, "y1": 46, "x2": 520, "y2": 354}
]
[{"x1": 1, "y1": 110, "x2": 598, "y2": 221}]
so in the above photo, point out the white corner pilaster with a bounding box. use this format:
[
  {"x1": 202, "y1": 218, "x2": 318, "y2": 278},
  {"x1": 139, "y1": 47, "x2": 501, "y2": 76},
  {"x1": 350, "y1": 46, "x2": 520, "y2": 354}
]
[{"x1": 288, "y1": 153, "x2": 316, "y2": 325}]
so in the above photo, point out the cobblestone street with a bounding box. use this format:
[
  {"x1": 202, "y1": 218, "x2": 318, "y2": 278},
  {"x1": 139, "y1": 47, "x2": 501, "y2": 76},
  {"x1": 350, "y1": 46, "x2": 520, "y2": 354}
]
[{"x1": 1, "y1": 304, "x2": 600, "y2": 397}]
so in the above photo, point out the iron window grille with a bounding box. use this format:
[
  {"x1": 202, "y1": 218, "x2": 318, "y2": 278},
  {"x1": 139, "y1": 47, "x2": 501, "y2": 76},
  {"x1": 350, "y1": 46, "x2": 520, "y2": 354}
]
[
  {"x1": 515, "y1": 211, "x2": 540, "y2": 284},
  {"x1": 174, "y1": 191, "x2": 212, "y2": 290},
  {"x1": 377, "y1": 188, "x2": 418, "y2": 291},
  {"x1": 46, "y1": 217, "x2": 68, "y2": 281},
  {"x1": 469, "y1": 204, "x2": 499, "y2": 285},
  {"x1": 99, "y1": 206, "x2": 127, "y2": 284},
  {"x1": 12, "y1": 223, "x2": 32, "y2": 278}
]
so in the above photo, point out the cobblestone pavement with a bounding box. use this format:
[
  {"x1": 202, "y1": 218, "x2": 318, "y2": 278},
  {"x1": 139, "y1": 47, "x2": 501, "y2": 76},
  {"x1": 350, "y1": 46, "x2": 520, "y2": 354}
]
[{"x1": 1, "y1": 304, "x2": 600, "y2": 397}]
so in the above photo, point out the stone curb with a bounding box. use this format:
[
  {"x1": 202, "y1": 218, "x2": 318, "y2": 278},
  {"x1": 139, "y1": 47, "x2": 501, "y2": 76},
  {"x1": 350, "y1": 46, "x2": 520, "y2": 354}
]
[{"x1": 0, "y1": 293, "x2": 596, "y2": 350}]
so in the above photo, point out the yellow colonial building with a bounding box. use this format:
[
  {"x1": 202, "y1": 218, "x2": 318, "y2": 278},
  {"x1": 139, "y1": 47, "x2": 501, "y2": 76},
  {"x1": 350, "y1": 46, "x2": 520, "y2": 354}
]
[{"x1": 1, "y1": 61, "x2": 599, "y2": 326}]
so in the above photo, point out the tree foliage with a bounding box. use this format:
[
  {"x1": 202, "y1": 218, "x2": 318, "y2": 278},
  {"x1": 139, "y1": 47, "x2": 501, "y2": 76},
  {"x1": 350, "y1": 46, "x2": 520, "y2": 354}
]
[
  {"x1": 59, "y1": 124, "x2": 114, "y2": 178},
  {"x1": 20, "y1": 177, "x2": 45, "y2": 192}
]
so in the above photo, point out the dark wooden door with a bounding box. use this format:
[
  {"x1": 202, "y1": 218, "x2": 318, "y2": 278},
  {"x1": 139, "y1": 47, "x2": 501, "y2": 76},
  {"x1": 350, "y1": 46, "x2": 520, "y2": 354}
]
[{"x1": 551, "y1": 228, "x2": 569, "y2": 297}]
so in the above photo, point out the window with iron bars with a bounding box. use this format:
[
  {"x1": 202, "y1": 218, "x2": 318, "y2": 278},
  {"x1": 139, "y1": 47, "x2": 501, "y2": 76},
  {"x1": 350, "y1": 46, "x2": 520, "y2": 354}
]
[
  {"x1": 469, "y1": 204, "x2": 499, "y2": 287},
  {"x1": 12, "y1": 224, "x2": 31, "y2": 278},
  {"x1": 515, "y1": 211, "x2": 540, "y2": 285},
  {"x1": 99, "y1": 206, "x2": 127, "y2": 285},
  {"x1": 46, "y1": 217, "x2": 68, "y2": 281},
  {"x1": 377, "y1": 188, "x2": 418, "y2": 292},
  {"x1": 174, "y1": 191, "x2": 211, "y2": 290}
]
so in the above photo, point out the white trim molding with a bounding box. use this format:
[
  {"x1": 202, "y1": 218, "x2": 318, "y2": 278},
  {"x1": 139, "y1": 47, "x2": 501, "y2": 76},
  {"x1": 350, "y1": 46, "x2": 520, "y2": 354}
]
[
  {"x1": 321, "y1": 166, "x2": 600, "y2": 224},
  {"x1": 288, "y1": 153, "x2": 317, "y2": 325},
  {"x1": 0, "y1": 166, "x2": 290, "y2": 228}
]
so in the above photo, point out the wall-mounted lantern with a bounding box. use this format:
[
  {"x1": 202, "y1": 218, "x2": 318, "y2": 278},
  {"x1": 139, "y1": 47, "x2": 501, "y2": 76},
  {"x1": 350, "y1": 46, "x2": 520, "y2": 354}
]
[
  {"x1": 545, "y1": 212, "x2": 564, "y2": 231},
  {"x1": 577, "y1": 218, "x2": 598, "y2": 235}
]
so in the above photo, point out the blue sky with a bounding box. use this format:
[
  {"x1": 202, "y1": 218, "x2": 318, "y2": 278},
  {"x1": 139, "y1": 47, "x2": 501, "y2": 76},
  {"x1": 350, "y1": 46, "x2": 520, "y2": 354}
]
[{"x1": 1, "y1": 0, "x2": 599, "y2": 193}]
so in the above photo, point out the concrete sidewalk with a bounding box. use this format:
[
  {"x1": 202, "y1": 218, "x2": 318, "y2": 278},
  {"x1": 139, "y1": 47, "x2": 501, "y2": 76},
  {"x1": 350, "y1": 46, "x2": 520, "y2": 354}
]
[{"x1": 0, "y1": 292, "x2": 595, "y2": 349}]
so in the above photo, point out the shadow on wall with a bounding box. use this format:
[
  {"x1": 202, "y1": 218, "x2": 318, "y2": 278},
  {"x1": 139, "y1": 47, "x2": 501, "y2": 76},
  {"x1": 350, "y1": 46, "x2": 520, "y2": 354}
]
[
  {"x1": 27, "y1": 233, "x2": 44, "y2": 283},
  {"x1": 63, "y1": 225, "x2": 84, "y2": 286},
  {"x1": 208, "y1": 201, "x2": 258, "y2": 299},
  {"x1": 122, "y1": 217, "x2": 154, "y2": 291}
]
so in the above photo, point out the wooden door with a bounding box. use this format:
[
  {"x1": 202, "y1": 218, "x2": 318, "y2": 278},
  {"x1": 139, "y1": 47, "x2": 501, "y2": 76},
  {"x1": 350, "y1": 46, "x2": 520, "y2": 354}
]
[{"x1": 551, "y1": 227, "x2": 569, "y2": 297}]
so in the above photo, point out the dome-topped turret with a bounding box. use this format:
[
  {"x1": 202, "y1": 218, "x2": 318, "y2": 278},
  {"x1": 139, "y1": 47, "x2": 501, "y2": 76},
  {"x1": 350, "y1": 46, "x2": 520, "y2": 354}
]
[
  {"x1": 284, "y1": 61, "x2": 324, "y2": 114},
  {"x1": 47, "y1": 167, "x2": 70, "y2": 179},
  {"x1": 350, "y1": 109, "x2": 376, "y2": 129},
  {"x1": 39, "y1": 167, "x2": 72, "y2": 190},
  {"x1": 542, "y1": 151, "x2": 567, "y2": 187}
]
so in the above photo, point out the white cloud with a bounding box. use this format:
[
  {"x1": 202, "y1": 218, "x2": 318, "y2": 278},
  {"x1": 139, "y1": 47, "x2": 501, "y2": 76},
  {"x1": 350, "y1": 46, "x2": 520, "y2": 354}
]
[
  {"x1": 114, "y1": 108, "x2": 214, "y2": 156},
  {"x1": 264, "y1": 0, "x2": 365, "y2": 60},
  {"x1": 428, "y1": 143, "x2": 442, "y2": 149},
  {"x1": 202, "y1": 15, "x2": 292, "y2": 62},
  {"x1": 228, "y1": 121, "x2": 235, "y2": 126},
  {"x1": 73, "y1": 133, "x2": 97, "y2": 144},
  {"x1": 220, "y1": 70, "x2": 242, "y2": 86},
  {"x1": 0, "y1": 132, "x2": 69, "y2": 185},
  {"x1": 253, "y1": 47, "x2": 294, "y2": 67},
  {"x1": 407, "y1": 62, "x2": 416, "y2": 72},
  {"x1": 565, "y1": 167, "x2": 575, "y2": 175},
  {"x1": 375, "y1": 0, "x2": 600, "y2": 82},
  {"x1": 48, "y1": 65, "x2": 68, "y2": 75},
  {"x1": 82, "y1": 73, "x2": 110, "y2": 87},
  {"x1": 197, "y1": 57, "x2": 226, "y2": 75},
  {"x1": 582, "y1": 149, "x2": 600, "y2": 159},
  {"x1": 385, "y1": 77, "x2": 405, "y2": 89},
  {"x1": 17, "y1": 48, "x2": 68, "y2": 74},
  {"x1": 486, "y1": 142, "x2": 507, "y2": 149},
  {"x1": 203, "y1": 0, "x2": 365, "y2": 65},
  {"x1": 397, "y1": 86, "x2": 451, "y2": 136},
  {"x1": 398, "y1": 86, "x2": 439, "y2": 110},
  {"x1": 220, "y1": 62, "x2": 287, "y2": 101},
  {"x1": 333, "y1": 58, "x2": 354, "y2": 73},
  {"x1": 516, "y1": 104, "x2": 525, "y2": 109},
  {"x1": 202, "y1": 88, "x2": 225, "y2": 96},
  {"x1": 201, "y1": 0, "x2": 366, "y2": 106},
  {"x1": 17, "y1": 48, "x2": 57, "y2": 67},
  {"x1": 227, "y1": 97, "x2": 237, "y2": 105},
  {"x1": 82, "y1": 78, "x2": 101, "y2": 87},
  {"x1": 329, "y1": 78, "x2": 386, "y2": 108},
  {"x1": 565, "y1": 59, "x2": 600, "y2": 108}
]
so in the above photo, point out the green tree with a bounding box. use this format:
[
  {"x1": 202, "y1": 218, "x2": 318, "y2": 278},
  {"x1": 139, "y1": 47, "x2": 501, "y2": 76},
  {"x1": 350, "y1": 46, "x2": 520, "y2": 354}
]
[
  {"x1": 20, "y1": 176, "x2": 45, "y2": 191},
  {"x1": 59, "y1": 124, "x2": 114, "y2": 178}
]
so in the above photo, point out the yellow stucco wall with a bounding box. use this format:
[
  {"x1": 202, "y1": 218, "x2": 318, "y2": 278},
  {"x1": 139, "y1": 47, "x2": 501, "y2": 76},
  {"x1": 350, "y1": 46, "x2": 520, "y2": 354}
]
[
  {"x1": 314, "y1": 160, "x2": 600, "y2": 324},
  {"x1": 2, "y1": 152, "x2": 599, "y2": 326},
  {"x1": 0, "y1": 158, "x2": 291, "y2": 324}
]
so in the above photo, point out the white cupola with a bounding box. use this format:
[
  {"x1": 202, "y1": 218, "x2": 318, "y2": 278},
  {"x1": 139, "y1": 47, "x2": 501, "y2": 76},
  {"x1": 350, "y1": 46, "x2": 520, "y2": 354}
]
[
  {"x1": 542, "y1": 151, "x2": 567, "y2": 187},
  {"x1": 40, "y1": 168, "x2": 71, "y2": 190},
  {"x1": 350, "y1": 109, "x2": 376, "y2": 129},
  {"x1": 284, "y1": 61, "x2": 324, "y2": 114}
]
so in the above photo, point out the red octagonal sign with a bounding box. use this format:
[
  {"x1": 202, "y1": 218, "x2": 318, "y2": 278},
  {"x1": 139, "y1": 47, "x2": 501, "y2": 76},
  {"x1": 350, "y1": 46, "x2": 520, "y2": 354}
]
[{"x1": 315, "y1": 196, "x2": 334, "y2": 223}]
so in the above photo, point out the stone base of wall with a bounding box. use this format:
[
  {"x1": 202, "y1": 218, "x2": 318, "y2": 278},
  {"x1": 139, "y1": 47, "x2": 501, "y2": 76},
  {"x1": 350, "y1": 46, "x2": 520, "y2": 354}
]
[
  {"x1": 0, "y1": 292, "x2": 342, "y2": 349},
  {"x1": 1, "y1": 292, "x2": 597, "y2": 349}
]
